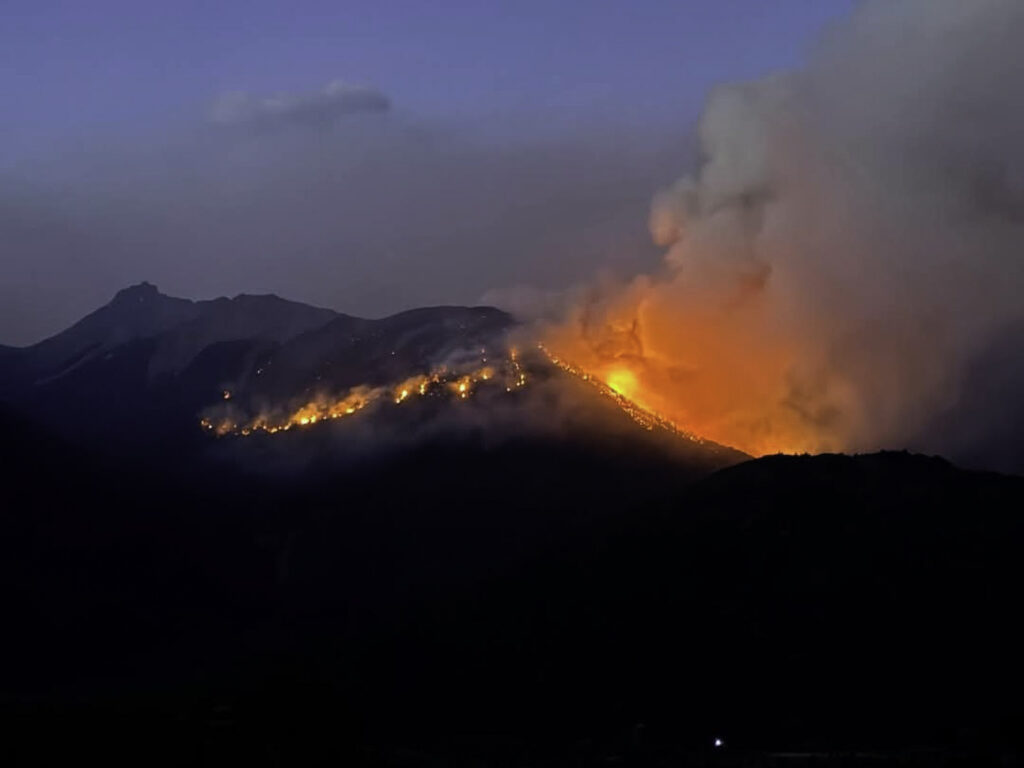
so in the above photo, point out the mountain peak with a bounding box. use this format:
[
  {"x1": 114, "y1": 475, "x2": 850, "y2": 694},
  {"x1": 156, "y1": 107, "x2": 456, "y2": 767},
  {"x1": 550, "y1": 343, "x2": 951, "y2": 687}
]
[{"x1": 112, "y1": 281, "x2": 162, "y2": 304}]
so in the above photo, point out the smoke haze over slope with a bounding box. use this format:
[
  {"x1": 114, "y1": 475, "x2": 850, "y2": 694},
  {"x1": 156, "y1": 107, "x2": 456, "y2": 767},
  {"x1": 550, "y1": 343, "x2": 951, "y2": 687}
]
[{"x1": 543, "y1": 0, "x2": 1024, "y2": 470}]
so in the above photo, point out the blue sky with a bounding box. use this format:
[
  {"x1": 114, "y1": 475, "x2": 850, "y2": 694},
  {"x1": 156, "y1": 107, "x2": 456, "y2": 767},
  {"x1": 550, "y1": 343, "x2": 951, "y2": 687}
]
[{"x1": 3, "y1": 0, "x2": 855, "y2": 158}]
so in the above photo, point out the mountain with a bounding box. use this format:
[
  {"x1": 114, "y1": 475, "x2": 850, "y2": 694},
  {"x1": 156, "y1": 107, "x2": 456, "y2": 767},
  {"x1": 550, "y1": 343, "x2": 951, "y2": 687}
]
[
  {"x1": 0, "y1": 285, "x2": 521, "y2": 456},
  {"x1": 0, "y1": 282, "x2": 200, "y2": 384},
  {"x1": 0, "y1": 284, "x2": 742, "y2": 474},
  {"x1": 221, "y1": 303, "x2": 515, "y2": 403},
  {"x1": 145, "y1": 291, "x2": 342, "y2": 377},
  {"x1": 3, "y1": 419, "x2": 1023, "y2": 763},
  {"x1": 0, "y1": 282, "x2": 340, "y2": 387},
  {"x1": 4, "y1": 285, "x2": 1023, "y2": 763}
]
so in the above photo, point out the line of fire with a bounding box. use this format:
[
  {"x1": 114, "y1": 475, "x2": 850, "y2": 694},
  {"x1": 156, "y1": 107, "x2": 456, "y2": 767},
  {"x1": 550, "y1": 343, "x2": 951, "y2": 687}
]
[{"x1": 199, "y1": 343, "x2": 707, "y2": 445}]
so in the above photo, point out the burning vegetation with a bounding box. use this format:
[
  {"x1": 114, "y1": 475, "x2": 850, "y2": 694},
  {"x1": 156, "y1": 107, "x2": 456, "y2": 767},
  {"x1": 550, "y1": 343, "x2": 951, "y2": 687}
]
[
  {"x1": 200, "y1": 349, "x2": 530, "y2": 438},
  {"x1": 537, "y1": 344, "x2": 709, "y2": 443},
  {"x1": 199, "y1": 340, "x2": 720, "y2": 452}
]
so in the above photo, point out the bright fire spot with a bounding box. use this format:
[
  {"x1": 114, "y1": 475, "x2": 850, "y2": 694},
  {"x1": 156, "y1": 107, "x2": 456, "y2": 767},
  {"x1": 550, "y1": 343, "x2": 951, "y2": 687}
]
[
  {"x1": 605, "y1": 368, "x2": 638, "y2": 398},
  {"x1": 538, "y1": 343, "x2": 708, "y2": 444}
]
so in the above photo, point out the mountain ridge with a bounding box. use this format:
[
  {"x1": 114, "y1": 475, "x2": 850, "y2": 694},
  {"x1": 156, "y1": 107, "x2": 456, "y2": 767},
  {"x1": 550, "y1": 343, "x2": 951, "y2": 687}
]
[
  {"x1": 0, "y1": 283, "x2": 749, "y2": 475},
  {"x1": 0, "y1": 282, "x2": 346, "y2": 382},
  {"x1": 0, "y1": 284, "x2": 532, "y2": 459},
  {"x1": 2, "y1": 285, "x2": 1023, "y2": 760}
]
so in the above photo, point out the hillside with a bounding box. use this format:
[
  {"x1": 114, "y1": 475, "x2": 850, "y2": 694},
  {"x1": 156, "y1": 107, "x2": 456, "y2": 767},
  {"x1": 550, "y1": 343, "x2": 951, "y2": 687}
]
[
  {"x1": 0, "y1": 285, "x2": 743, "y2": 474},
  {"x1": 3, "y1": 420, "x2": 1023, "y2": 763},
  {"x1": 3, "y1": 285, "x2": 1023, "y2": 764}
]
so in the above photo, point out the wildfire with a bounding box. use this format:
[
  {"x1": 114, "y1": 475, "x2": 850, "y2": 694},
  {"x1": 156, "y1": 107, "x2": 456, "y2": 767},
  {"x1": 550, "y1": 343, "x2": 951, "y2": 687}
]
[
  {"x1": 393, "y1": 373, "x2": 435, "y2": 404},
  {"x1": 539, "y1": 315, "x2": 824, "y2": 457},
  {"x1": 199, "y1": 341, "x2": 732, "y2": 451},
  {"x1": 201, "y1": 354, "x2": 523, "y2": 438},
  {"x1": 605, "y1": 369, "x2": 638, "y2": 399},
  {"x1": 537, "y1": 344, "x2": 708, "y2": 443}
]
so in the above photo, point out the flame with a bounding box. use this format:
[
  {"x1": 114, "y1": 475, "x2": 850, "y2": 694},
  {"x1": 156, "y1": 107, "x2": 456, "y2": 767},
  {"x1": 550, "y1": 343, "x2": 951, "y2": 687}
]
[
  {"x1": 542, "y1": 303, "x2": 829, "y2": 457},
  {"x1": 538, "y1": 344, "x2": 707, "y2": 442},
  {"x1": 202, "y1": 354, "x2": 519, "y2": 438},
  {"x1": 605, "y1": 368, "x2": 638, "y2": 398},
  {"x1": 201, "y1": 343, "x2": 742, "y2": 451},
  {"x1": 394, "y1": 374, "x2": 433, "y2": 404}
]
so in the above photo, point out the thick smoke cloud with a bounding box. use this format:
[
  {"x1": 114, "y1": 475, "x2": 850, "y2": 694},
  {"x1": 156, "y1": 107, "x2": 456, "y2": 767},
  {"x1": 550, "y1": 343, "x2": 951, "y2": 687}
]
[
  {"x1": 545, "y1": 0, "x2": 1024, "y2": 470},
  {"x1": 209, "y1": 80, "x2": 390, "y2": 129}
]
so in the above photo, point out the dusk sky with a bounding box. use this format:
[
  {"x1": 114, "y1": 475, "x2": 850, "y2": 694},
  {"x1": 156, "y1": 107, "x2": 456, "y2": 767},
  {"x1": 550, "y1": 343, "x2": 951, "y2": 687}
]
[{"x1": 2, "y1": 0, "x2": 855, "y2": 345}]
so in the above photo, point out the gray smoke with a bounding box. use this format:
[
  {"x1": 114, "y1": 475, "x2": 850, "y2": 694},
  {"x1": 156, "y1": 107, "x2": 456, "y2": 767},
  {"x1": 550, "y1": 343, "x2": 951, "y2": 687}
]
[{"x1": 552, "y1": 0, "x2": 1024, "y2": 470}]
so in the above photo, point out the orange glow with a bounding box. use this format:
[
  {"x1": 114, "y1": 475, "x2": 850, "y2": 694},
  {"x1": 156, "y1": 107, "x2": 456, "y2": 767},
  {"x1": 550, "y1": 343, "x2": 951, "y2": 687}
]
[
  {"x1": 538, "y1": 343, "x2": 707, "y2": 442},
  {"x1": 605, "y1": 368, "x2": 638, "y2": 398},
  {"x1": 541, "y1": 291, "x2": 841, "y2": 457}
]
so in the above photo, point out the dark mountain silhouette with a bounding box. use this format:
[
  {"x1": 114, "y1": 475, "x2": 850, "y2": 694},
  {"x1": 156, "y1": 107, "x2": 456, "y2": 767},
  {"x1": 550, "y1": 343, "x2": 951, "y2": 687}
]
[
  {"x1": 0, "y1": 285, "x2": 743, "y2": 473},
  {"x1": 145, "y1": 291, "x2": 341, "y2": 377},
  {"x1": 0, "y1": 284, "x2": 344, "y2": 452},
  {"x1": 0, "y1": 283, "x2": 341, "y2": 385},
  {"x1": 1, "y1": 282, "x2": 201, "y2": 383},
  {"x1": 0, "y1": 286, "x2": 526, "y2": 457},
  {"x1": 2, "y1": 286, "x2": 1023, "y2": 765},
  {"x1": 3, "y1": 416, "x2": 1023, "y2": 764}
]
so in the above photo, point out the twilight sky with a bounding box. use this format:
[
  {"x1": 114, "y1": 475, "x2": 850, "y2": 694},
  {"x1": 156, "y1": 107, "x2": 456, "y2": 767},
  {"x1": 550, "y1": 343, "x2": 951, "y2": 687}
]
[{"x1": 1, "y1": 0, "x2": 855, "y2": 345}]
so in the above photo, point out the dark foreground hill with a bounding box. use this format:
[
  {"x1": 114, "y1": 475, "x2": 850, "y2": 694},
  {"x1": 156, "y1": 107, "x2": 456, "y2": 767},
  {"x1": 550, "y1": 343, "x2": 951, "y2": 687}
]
[{"x1": 3, "y1": 397, "x2": 1024, "y2": 765}]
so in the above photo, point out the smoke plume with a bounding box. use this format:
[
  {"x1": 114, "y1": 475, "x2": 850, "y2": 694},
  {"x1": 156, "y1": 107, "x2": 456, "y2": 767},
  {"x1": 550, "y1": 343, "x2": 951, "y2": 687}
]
[{"x1": 544, "y1": 0, "x2": 1024, "y2": 463}]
